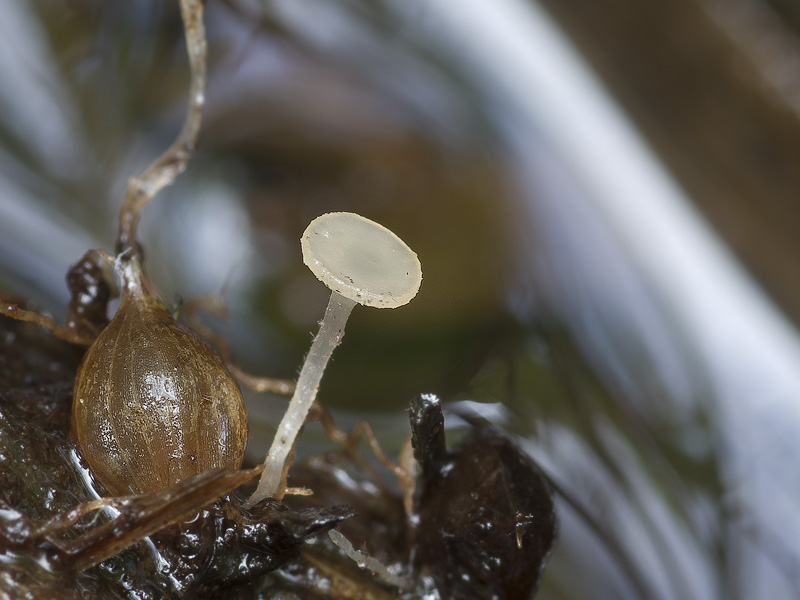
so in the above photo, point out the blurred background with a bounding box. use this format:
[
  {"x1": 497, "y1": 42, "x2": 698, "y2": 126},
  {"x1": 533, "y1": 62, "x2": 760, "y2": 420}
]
[{"x1": 1, "y1": 0, "x2": 800, "y2": 598}]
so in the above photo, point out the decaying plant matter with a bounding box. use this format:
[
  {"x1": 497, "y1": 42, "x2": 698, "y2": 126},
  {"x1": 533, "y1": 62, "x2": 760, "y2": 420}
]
[{"x1": 0, "y1": 310, "x2": 557, "y2": 597}]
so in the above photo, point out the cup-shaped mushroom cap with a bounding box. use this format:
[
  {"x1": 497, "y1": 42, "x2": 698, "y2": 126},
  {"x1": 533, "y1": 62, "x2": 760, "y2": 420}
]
[{"x1": 302, "y1": 212, "x2": 422, "y2": 308}]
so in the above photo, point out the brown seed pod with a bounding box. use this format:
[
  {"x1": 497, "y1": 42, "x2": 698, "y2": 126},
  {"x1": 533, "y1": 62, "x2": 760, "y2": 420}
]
[{"x1": 72, "y1": 257, "x2": 248, "y2": 496}]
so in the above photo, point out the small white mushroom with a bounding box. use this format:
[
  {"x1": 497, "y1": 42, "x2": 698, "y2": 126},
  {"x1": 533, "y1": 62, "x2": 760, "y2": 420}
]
[{"x1": 248, "y1": 212, "x2": 422, "y2": 504}]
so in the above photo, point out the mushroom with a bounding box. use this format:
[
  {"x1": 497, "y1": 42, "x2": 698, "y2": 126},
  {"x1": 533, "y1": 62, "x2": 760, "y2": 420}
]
[{"x1": 248, "y1": 212, "x2": 422, "y2": 505}]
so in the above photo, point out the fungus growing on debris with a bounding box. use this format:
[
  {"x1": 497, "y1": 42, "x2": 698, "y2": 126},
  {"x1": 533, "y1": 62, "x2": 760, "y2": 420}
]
[{"x1": 248, "y1": 212, "x2": 422, "y2": 505}]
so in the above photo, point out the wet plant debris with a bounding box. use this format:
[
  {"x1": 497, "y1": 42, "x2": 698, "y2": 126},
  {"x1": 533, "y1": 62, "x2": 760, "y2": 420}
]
[{"x1": 0, "y1": 314, "x2": 556, "y2": 598}]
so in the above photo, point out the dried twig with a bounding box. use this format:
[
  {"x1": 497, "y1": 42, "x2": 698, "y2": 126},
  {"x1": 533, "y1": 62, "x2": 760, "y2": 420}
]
[
  {"x1": 0, "y1": 301, "x2": 94, "y2": 346},
  {"x1": 116, "y1": 0, "x2": 207, "y2": 256},
  {"x1": 45, "y1": 468, "x2": 262, "y2": 573}
]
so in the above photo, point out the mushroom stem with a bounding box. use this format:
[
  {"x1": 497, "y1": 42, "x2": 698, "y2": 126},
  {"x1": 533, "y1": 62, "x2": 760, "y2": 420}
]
[{"x1": 248, "y1": 292, "x2": 357, "y2": 505}]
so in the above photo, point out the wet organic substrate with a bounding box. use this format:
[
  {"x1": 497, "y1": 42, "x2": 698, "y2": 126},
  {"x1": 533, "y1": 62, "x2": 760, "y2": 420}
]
[{"x1": 0, "y1": 312, "x2": 556, "y2": 599}]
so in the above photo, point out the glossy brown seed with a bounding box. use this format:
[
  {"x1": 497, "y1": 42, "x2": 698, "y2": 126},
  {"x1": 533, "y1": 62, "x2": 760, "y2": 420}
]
[{"x1": 72, "y1": 258, "x2": 248, "y2": 496}]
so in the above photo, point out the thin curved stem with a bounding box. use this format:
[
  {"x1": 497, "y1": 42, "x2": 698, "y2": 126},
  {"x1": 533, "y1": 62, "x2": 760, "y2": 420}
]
[
  {"x1": 247, "y1": 292, "x2": 357, "y2": 505},
  {"x1": 116, "y1": 0, "x2": 207, "y2": 256},
  {"x1": 0, "y1": 302, "x2": 94, "y2": 346}
]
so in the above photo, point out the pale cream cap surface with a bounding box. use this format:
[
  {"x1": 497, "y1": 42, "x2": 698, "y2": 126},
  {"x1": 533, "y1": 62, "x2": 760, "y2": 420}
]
[{"x1": 301, "y1": 212, "x2": 422, "y2": 308}]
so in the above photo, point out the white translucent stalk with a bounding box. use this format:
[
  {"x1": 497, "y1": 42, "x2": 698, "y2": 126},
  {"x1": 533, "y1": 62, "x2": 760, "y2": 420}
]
[{"x1": 248, "y1": 292, "x2": 357, "y2": 505}]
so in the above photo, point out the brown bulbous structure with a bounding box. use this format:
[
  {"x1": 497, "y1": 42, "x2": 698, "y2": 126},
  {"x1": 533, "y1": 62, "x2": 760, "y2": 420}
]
[{"x1": 72, "y1": 257, "x2": 248, "y2": 496}]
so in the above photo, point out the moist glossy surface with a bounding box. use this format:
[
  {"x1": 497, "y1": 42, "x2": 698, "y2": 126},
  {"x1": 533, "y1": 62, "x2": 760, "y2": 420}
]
[{"x1": 72, "y1": 291, "x2": 248, "y2": 495}]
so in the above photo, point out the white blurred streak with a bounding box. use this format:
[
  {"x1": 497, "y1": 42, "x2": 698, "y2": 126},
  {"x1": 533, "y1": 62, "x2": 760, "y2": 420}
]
[
  {"x1": 0, "y1": 178, "x2": 93, "y2": 306},
  {"x1": 256, "y1": 0, "x2": 479, "y2": 143},
  {"x1": 0, "y1": 0, "x2": 88, "y2": 178},
  {"x1": 526, "y1": 426, "x2": 671, "y2": 600},
  {"x1": 141, "y1": 183, "x2": 253, "y2": 298},
  {"x1": 398, "y1": 0, "x2": 800, "y2": 597},
  {"x1": 0, "y1": 0, "x2": 96, "y2": 305}
]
